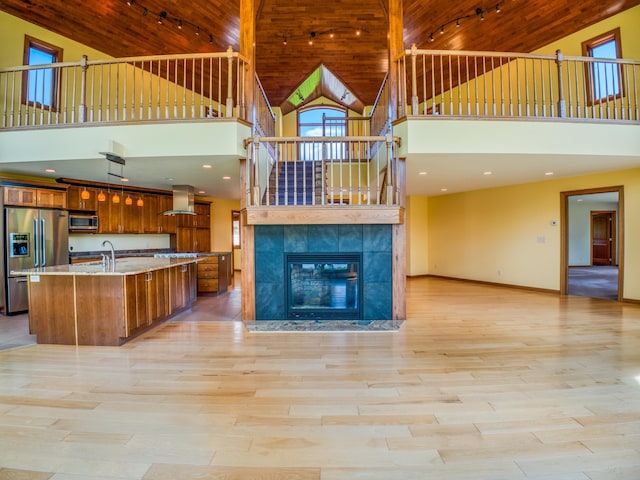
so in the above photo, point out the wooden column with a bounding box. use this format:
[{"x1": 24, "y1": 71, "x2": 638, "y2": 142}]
[
  {"x1": 240, "y1": 0, "x2": 256, "y2": 123},
  {"x1": 388, "y1": 0, "x2": 404, "y2": 121},
  {"x1": 239, "y1": 158, "x2": 256, "y2": 321},
  {"x1": 392, "y1": 157, "x2": 406, "y2": 320}
]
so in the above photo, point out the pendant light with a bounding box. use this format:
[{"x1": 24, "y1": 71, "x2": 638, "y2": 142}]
[
  {"x1": 137, "y1": 196, "x2": 144, "y2": 207},
  {"x1": 112, "y1": 191, "x2": 120, "y2": 204},
  {"x1": 125, "y1": 194, "x2": 133, "y2": 205},
  {"x1": 81, "y1": 187, "x2": 91, "y2": 200},
  {"x1": 97, "y1": 190, "x2": 106, "y2": 202}
]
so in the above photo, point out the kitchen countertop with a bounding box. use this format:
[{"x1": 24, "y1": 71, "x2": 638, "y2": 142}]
[{"x1": 12, "y1": 256, "x2": 198, "y2": 276}]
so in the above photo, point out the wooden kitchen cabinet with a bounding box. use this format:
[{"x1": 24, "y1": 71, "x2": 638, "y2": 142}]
[
  {"x1": 169, "y1": 263, "x2": 197, "y2": 311},
  {"x1": 67, "y1": 185, "x2": 97, "y2": 211},
  {"x1": 195, "y1": 227, "x2": 211, "y2": 252},
  {"x1": 121, "y1": 198, "x2": 142, "y2": 233},
  {"x1": 197, "y1": 254, "x2": 230, "y2": 294},
  {"x1": 37, "y1": 189, "x2": 67, "y2": 208},
  {"x1": 4, "y1": 186, "x2": 37, "y2": 206},
  {"x1": 125, "y1": 268, "x2": 170, "y2": 336},
  {"x1": 142, "y1": 194, "x2": 159, "y2": 233},
  {"x1": 3, "y1": 186, "x2": 66, "y2": 208}
]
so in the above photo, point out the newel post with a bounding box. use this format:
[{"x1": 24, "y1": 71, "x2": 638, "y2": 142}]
[
  {"x1": 385, "y1": 132, "x2": 395, "y2": 205},
  {"x1": 226, "y1": 46, "x2": 235, "y2": 117},
  {"x1": 411, "y1": 44, "x2": 419, "y2": 115},
  {"x1": 79, "y1": 55, "x2": 88, "y2": 123},
  {"x1": 555, "y1": 49, "x2": 566, "y2": 118},
  {"x1": 251, "y1": 134, "x2": 261, "y2": 206}
]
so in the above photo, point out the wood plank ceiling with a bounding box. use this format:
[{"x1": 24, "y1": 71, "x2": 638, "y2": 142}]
[{"x1": 2, "y1": 0, "x2": 639, "y2": 111}]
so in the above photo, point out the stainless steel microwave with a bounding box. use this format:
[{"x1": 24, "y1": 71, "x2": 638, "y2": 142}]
[{"x1": 68, "y1": 214, "x2": 99, "y2": 231}]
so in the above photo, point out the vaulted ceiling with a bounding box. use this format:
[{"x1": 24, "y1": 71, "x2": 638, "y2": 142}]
[{"x1": 2, "y1": 0, "x2": 639, "y2": 112}]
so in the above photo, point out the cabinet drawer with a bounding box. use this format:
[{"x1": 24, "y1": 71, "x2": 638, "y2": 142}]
[
  {"x1": 197, "y1": 256, "x2": 218, "y2": 265},
  {"x1": 198, "y1": 279, "x2": 219, "y2": 292},
  {"x1": 198, "y1": 263, "x2": 219, "y2": 274}
]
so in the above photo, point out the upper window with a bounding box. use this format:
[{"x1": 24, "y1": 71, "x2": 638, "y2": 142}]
[
  {"x1": 22, "y1": 36, "x2": 63, "y2": 110},
  {"x1": 298, "y1": 106, "x2": 346, "y2": 161},
  {"x1": 581, "y1": 28, "x2": 623, "y2": 104}
]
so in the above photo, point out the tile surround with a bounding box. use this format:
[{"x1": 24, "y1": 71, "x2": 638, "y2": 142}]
[{"x1": 255, "y1": 224, "x2": 392, "y2": 320}]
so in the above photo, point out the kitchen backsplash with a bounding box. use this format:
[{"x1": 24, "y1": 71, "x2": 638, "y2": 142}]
[{"x1": 69, "y1": 234, "x2": 171, "y2": 253}]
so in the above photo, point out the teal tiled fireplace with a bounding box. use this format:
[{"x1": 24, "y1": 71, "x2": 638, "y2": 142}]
[{"x1": 255, "y1": 224, "x2": 392, "y2": 320}]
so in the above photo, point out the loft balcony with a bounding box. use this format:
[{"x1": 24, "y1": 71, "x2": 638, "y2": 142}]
[{"x1": 0, "y1": 47, "x2": 638, "y2": 211}]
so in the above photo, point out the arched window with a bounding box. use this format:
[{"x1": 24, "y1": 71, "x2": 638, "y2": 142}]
[{"x1": 298, "y1": 106, "x2": 346, "y2": 161}]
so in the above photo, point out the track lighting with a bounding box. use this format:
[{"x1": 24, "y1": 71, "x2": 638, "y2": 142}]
[
  {"x1": 123, "y1": 1, "x2": 214, "y2": 46},
  {"x1": 425, "y1": 0, "x2": 507, "y2": 45}
]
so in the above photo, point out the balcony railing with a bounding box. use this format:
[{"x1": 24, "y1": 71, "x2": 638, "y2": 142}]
[
  {"x1": 0, "y1": 48, "x2": 250, "y2": 128},
  {"x1": 245, "y1": 135, "x2": 400, "y2": 208},
  {"x1": 398, "y1": 46, "x2": 640, "y2": 122}
]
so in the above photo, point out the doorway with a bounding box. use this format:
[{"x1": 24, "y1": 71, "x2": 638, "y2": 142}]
[{"x1": 560, "y1": 186, "x2": 624, "y2": 301}]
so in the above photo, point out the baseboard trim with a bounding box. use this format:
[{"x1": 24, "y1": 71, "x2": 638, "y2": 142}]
[
  {"x1": 622, "y1": 297, "x2": 640, "y2": 305},
  {"x1": 420, "y1": 274, "x2": 559, "y2": 295}
]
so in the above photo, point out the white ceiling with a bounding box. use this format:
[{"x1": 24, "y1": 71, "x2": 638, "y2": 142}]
[
  {"x1": 1, "y1": 140, "x2": 639, "y2": 199},
  {"x1": 0, "y1": 154, "x2": 242, "y2": 199},
  {"x1": 405, "y1": 152, "x2": 640, "y2": 197}
]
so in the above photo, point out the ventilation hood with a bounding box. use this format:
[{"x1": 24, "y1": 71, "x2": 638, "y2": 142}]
[{"x1": 163, "y1": 185, "x2": 196, "y2": 215}]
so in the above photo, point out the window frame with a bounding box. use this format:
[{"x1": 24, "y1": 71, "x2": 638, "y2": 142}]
[
  {"x1": 232, "y1": 210, "x2": 241, "y2": 249},
  {"x1": 581, "y1": 28, "x2": 624, "y2": 106},
  {"x1": 297, "y1": 105, "x2": 348, "y2": 161},
  {"x1": 22, "y1": 35, "x2": 63, "y2": 111}
]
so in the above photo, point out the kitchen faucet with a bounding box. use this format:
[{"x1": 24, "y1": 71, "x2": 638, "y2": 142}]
[{"x1": 102, "y1": 240, "x2": 116, "y2": 271}]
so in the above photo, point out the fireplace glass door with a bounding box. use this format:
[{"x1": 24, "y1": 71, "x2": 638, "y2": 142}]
[{"x1": 286, "y1": 253, "x2": 362, "y2": 320}]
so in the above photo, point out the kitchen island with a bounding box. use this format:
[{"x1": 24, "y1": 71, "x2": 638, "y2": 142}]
[{"x1": 13, "y1": 257, "x2": 198, "y2": 346}]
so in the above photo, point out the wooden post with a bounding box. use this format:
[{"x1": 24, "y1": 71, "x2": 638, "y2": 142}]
[
  {"x1": 240, "y1": 0, "x2": 256, "y2": 124},
  {"x1": 239, "y1": 158, "x2": 256, "y2": 321},
  {"x1": 79, "y1": 55, "x2": 88, "y2": 123},
  {"x1": 392, "y1": 156, "x2": 406, "y2": 320},
  {"x1": 388, "y1": 0, "x2": 404, "y2": 122},
  {"x1": 411, "y1": 44, "x2": 419, "y2": 115},
  {"x1": 555, "y1": 49, "x2": 566, "y2": 118}
]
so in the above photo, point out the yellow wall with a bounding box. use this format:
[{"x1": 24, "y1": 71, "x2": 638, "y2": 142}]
[
  {"x1": 406, "y1": 195, "x2": 429, "y2": 276},
  {"x1": 533, "y1": 5, "x2": 640, "y2": 57},
  {"x1": 424, "y1": 167, "x2": 640, "y2": 300},
  {"x1": 0, "y1": 10, "x2": 112, "y2": 66},
  {"x1": 210, "y1": 196, "x2": 240, "y2": 250}
]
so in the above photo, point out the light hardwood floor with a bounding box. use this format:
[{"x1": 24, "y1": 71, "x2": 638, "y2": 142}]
[{"x1": 0, "y1": 277, "x2": 639, "y2": 480}]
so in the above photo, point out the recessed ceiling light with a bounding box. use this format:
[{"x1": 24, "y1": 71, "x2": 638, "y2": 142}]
[
  {"x1": 120, "y1": 178, "x2": 128, "y2": 182},
  {"x1": 419, "y1": 171, "x2": 427, "y2": 175},
  {"x1": 223, "y1": 176, "x2": 231, "y2": 180},
  {"x1": 202, "y1": 164, "x2": 212, "y2": 169},
  {"x1": 545, "y1": 172, "x2": 554, "y2": 176},
  {"x1": 198, "y1": 190, "x2": 205, "y2": 194},
  {"x1": 483, "y1": 171, "x2": 492, "y2": 175},
  {"x1": 440, "y1": 188, "x2": 448, "y2": 192},
  {"x1": 44, "y1": 168, "x2": 55, "y2": 173},
  {"x1": 577, "y1": 198, "x2": 583, "y2": 202},
  {"x1": 165, "y1": 177, "x2": 174, "y2": 181}
]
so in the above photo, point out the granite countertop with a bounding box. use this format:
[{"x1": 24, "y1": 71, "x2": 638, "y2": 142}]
[{"x1": 12, "y1": 256, "x2": 198, "y2": 276}]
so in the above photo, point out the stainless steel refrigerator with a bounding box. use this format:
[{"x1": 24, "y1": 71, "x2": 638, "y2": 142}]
[{"x1": 3, "y1": 207, "x2": 69, "y2": 314}]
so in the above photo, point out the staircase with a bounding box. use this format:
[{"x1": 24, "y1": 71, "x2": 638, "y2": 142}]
[{"x1": 264, "y1": 161, "x2": 324, "y2": 206}]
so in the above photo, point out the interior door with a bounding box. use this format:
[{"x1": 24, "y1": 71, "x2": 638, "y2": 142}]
[{"x1": 591, "y1": 211, "x2": 615, "y2": 266}]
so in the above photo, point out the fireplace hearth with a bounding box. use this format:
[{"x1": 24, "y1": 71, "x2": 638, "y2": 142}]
[{"x1": 286, "y1": 253, "x2": 362, "y2": 320}]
